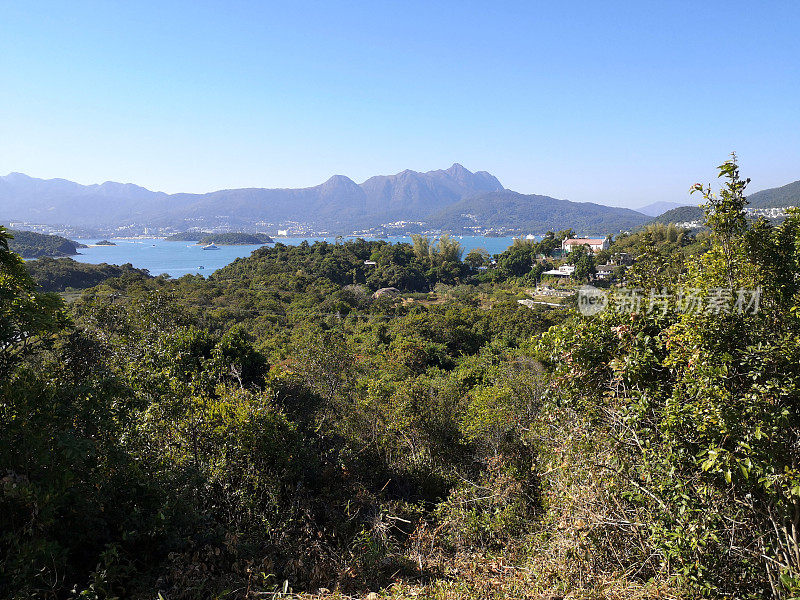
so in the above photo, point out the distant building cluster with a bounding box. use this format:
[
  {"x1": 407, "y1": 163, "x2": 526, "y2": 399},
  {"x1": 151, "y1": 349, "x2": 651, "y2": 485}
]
[
  {"x1": 676, "y1": 220, "x2": 705, "y2": 229},
  {"x1": 745, "y1": 206, "x2": 796, "y2": 219}
]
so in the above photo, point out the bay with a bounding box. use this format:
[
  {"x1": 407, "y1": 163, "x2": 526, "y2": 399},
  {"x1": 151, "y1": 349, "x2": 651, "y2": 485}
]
[{"x1": 72, "y1": 236, "x2": 522, "y2": 278}]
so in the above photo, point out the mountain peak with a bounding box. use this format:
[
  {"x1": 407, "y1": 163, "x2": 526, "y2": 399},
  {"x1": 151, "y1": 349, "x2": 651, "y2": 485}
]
[
  {"x1": 446, "y1": 163, "x2": 471, "y2": 176},
  {"x1": 323, "y1": 174, "x2": 357, "y2": 186},
  {"x1": 3, "y1": 172, "x2": 34, "y2": 182},
  {"x1": 319, "y1": 175, "x2": 362, "y2": 197}
]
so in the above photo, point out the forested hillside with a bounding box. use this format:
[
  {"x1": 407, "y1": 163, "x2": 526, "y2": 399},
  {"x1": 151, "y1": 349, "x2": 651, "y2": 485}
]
[
  {"x1": 25, "y1": 257, "x2": 152, "y2": 292},
  {"x1": 165, "y1": 231, "x2": 274, "y2": 244},
  {"x1": 428, "y1": 190, "x2": 649, "y2": 234},
  {"x1": 648, "y1": 204, "x2": 705, "y2": 225},
  {"x1": 3, "y1": 158, "x2": 800, "y2": 599},
  {"x1": 5, "y1": 228, "x2": 83, "y2": 258},
  {"x1": 199, "y1": 232, "x2": 274, "y2": 245},
  {"x1": 747, "y1": 179, "x2": 800, "y2": 208}
]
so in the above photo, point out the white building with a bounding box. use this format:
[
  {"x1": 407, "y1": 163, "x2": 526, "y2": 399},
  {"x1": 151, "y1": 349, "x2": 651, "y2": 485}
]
[
  {"x1": 541, "y1": 264, "x2": 576, "y2": 277},
  {"x1": 562, "y1": 237, "x2": 609, "y2": 253}
]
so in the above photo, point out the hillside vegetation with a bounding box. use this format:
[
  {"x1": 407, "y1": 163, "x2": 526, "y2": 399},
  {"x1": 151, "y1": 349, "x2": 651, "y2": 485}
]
[
  {"x1": 197, "y1": 232, "x2": 274, "y2": 245},
  {"x1": 747, "y1": 179, "x2": 800, "y2": 208},
  {"x1": 647, "y1": 204, "x2": 705, "y2": 226},
  {"x1": 3, "y1": 158, "x2": 800, "y2": 599},
  {"x1": 25, "y1": 257, "x2": 153, "y2": 292},
  {"x1": 428, "y1": 190, "x2": 649, "y2": 234},
  {"x1": 165, "y1": 230, "x2": 210, "y2": 241},
  {"x1": 5, "y1": 228, "x2": 83, "y2": 258}
]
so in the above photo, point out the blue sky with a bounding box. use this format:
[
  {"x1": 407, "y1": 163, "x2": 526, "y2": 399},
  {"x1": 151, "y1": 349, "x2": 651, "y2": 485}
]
[{"x1": 1, "y1": 1, "x2": 798, "y2": 208}]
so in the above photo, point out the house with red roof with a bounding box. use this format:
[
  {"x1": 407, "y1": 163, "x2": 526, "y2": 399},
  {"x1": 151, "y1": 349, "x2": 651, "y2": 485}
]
[{"x1": 562, "y1": 237, "x2": 609, "y2": 253}]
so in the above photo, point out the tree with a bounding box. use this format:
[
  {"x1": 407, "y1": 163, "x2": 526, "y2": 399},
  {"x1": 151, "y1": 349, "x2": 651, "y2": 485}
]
[
  {"x1": 692, "y1": 153, "x2": 749, "y2": 288},
  {"x1": 0, "y1": 226, "x2": 65, "y2": 376},
  {"x1": 497, "y1": 244, "x2": 536, "y2": 277},
  {"x1": 569, "y1": 245, "x2": 595, "y2": 282},
  {"x1": 464, "y1": 248, "x2": 490, "y2": 270},
  {"x1": 411, "y1": 234, "x2": 432, "y2": 262},
  {"x1": 433, "y1": 234, "x2": 463, "y2": 265}
]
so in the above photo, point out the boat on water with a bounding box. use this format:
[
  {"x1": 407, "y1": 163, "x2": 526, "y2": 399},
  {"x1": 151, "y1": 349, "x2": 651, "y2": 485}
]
[{"x1": 202, "y1": 243, "x2": 219, "y2": 250}]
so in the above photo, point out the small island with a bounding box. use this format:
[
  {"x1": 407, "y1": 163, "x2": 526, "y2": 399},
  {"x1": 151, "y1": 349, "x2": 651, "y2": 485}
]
[
  {"x1": 166, "y1": 231, "x2": 273, "y2": 245},
  {"x1": 196, "y1": 232, "x2": 274, "y2": 245},
  {"x1": 95, "y1": 240, "x2": 116, "y2": 246}
]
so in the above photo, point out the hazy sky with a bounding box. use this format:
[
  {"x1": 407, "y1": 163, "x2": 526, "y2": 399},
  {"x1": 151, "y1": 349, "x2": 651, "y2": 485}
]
[{"x1": 1, "y1": 1, "x2": 798, "y2": 208}]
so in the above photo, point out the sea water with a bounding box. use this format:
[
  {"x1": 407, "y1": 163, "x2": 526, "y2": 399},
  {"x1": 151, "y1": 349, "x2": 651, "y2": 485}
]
[{"x1": 72, "y1": 236, "x2": 523, "y2": 278}]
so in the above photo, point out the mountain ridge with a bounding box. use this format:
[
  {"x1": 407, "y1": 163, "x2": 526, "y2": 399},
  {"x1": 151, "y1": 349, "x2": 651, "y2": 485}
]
[
  {"x1": 429, "y1": 190, "x2": 650, "y2": 235},
  {"x1": 747, "y1": 179, "x2": 800, "y2": 208},
  {"x1": 636, "y1": 200, "x2": 695, "y2": 217},
  {"x1": 1, "y1": 164, "x2": 644, "y2": 234},
  {"x1": 0, "y1": 163, "x2": 504, "y2": 230}
]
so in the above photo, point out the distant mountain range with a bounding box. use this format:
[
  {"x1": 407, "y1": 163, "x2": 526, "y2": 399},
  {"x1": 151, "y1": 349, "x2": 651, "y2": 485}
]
[
  {"x1": 0, "y1": 164, "x2": 654, "y2": 235},
  {"x1": 0, "y1": 165, "x2": 504, "y2": 232},
  {"x1": 8, "y1": 166, "x2": 796, "y2": 237},
  {"x1": 646, "y1": 179, "x2": 800, "y2": 228},
  {"x1": 636, "y1": 200, "x2": 695, "y2": 217}
]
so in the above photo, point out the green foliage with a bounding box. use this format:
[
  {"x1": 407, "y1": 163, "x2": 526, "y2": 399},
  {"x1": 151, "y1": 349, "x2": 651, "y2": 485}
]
[
  {"x1": 0, "y1": 226, "x2": 66, "y2": 376},
  {"x1": 464, "y1": 247, "x2": 490, "y2": 269},
  {"x1": 26, "y1": 257, "x2": 152, "y2": 292},
  {"x1": 536, "y1": 158, "x2": 800, "y2": 598},
  {"x1": 8, "y1": 156, "x2": 798, "y2": 599},
  {"x1": 1, "y1": 228, "x2": 561, "y2": 597},
  {"x1": 568, "y1": 245, "x2": 595, "y2": 281},
  {"x1": 648, "y1": 204, "x2": 705, "y2": 226},
  {"x1": 693, "y1": 153, "x2": 750, "y2": 287},
  {"x1": 165, "y1": 229, "x2": 209, "y2": 241}
]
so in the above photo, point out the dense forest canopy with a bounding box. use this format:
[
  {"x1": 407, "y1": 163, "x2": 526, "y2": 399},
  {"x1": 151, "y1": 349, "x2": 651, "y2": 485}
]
[{"x1": 3, "y1": 158, "x2": 800, "y2": 599}]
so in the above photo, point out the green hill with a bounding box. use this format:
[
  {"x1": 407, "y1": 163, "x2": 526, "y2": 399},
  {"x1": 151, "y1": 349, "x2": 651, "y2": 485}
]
[
  {"x1": 747, "y1": 179, "x2": 800, "y2": 208},
  {"x1": 197, "y1": 232, "x2": 274, "y2": 245},
  {"x1": 5, "y1": 229, "x2": 84, "y2": 258},
  {"x1": 25, "y1": 257, "x2": 152, "y2": 292},
  {"x1": 165, "y1": 230, "x2": 210, "y2": 241},
  {"x1": 428, "y1": 190, "x2": 649, "y2": 235},
  {"x1": 648, "y1": 205, "x2": 704, "y2": 226}
]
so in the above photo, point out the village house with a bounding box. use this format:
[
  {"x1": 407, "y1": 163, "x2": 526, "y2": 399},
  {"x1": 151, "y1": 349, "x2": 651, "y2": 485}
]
[
  {"x1": 595, "y1": 264, "x2": 616, "y2": 280},
  {"x1": 541, "y1": 264, "x2": 576, "y2": 277},
  {"x1": 562, "y1": 237, "x2": 610, "y2": 253}
]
